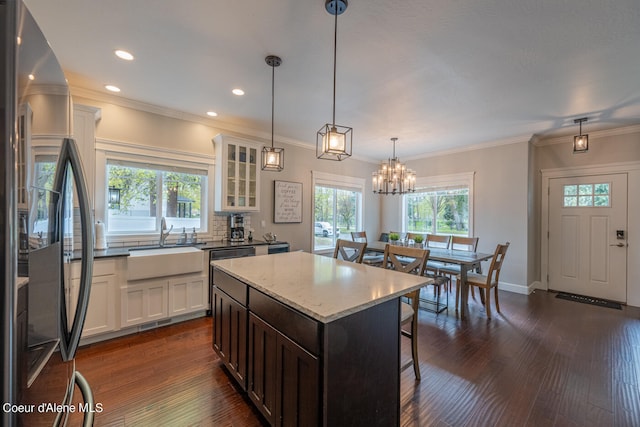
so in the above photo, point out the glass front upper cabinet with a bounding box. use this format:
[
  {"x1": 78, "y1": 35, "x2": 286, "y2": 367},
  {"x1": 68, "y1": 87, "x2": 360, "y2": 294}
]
[{"x1": 214, "y1": 134, "x2": 261, "y2": 212}]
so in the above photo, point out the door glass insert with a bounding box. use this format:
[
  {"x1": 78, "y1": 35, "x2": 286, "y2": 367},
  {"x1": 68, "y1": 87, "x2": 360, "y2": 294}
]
[{"x1": 563, "y1": 183, "x2": 610, "y2": 207}]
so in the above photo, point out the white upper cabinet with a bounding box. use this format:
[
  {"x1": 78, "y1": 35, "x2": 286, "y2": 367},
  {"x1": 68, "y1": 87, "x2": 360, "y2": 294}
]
[{"x1": 214, "y1": 134, "x2": 261, "y2": 212}]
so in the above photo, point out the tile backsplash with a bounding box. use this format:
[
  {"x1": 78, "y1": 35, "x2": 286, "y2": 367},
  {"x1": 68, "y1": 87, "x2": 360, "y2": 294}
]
[{"x1": 99, "y1": 213, "x2": 253, "y2": 249}]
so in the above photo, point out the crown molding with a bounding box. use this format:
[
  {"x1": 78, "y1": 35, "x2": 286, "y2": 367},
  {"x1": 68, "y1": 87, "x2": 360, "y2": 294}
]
[
  {"x1": 69, "y1": 85, "x2": 380, "y2": 165},
  {"x1": 404, "y1": 133, "x2": 533, "y2": 162}
]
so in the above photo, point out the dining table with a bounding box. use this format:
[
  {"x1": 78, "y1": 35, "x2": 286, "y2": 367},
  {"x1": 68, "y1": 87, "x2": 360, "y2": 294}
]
[{"x1": 365, "y1": 240, "x2": 495, "y2": 320}]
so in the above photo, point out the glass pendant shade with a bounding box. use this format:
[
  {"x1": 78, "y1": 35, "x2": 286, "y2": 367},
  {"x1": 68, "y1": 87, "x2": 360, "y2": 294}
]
[
  {"x1": 572, "y1": 117, "x2": 589, "y2": 154},
  {"x1": 316, "y1": 0, "x2": 352, "y2": 161},
  {"x1": 573, "y1": 134, "x2": 588, "y2": 153},
  {"x1": 317, "y1": 124, "x2": 352, "y2": 161},
  {"x1": 262, "y1": 146, "x2": 284, "y2": 171},
  {"x1": 262, "y1": 55, "x2": 284, "y2": 171}
]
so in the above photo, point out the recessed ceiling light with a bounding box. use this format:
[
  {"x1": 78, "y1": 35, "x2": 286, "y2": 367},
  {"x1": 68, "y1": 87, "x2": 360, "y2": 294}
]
[
  {"x1": 105, "y1": 84, "x2": 121, "y2": 93},
  {"x1": 28, "y1": 74, "x2": 35, "y2": 81},
  {"x1": 232, "y1": 88, "x2": 245, "y2": 96},
  {"x1": 206, "y1": 111, "x2": 218, "y2": 117},
  {"x1": 115, "y1": 50, "x2": 134, "y2": 61}
]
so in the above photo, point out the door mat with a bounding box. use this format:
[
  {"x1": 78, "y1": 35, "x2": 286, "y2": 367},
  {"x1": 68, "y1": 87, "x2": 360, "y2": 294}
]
[{"x1": 555, "y1": 292, "x2": 622, "y2": 310}]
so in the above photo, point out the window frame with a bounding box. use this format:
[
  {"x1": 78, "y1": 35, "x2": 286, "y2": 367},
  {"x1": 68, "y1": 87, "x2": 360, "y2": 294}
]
[
  {"x1": 401, "y1": 172, "x2": 475, "y2": 237},
  {"x1": 95, "y1": 139, "x2": 214, "y2": 242},
  {"x1": 311, "y1": 171, "x2": 365, "y2": 254}
]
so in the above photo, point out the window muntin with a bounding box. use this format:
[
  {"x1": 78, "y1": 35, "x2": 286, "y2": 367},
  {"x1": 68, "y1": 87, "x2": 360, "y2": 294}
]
[
  {"x1": 404, "y1": 187, "x2": 469, "y2": 236},
  {"x1": 106, "y1": 160, "x2": 205, "y2": 234},
  {"x1": 563, "y1": 183, "x2": 610, "y2": 207}
]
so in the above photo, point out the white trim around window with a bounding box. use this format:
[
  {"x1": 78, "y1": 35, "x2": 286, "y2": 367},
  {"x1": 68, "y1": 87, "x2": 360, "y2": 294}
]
[
  {"x1": 403, "y1": 171, "x2": 475, "y2": 236},
  {"x1": 95, "y1": 138, "x2": 215, "y2": 243},
  {"x1": 311, "y1": 171, "x2": 365, "y2": 253}
]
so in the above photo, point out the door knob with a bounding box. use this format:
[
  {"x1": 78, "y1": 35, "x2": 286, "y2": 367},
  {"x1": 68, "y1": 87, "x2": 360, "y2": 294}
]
[{"x1": 609, "y1": 242, "x2": 626, "y2": 247}]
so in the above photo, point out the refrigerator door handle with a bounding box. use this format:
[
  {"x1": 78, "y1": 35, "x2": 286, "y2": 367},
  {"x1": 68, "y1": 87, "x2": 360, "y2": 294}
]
[
  {"x1": 74, "y1": 371, "x2": 95, "y2": 427},
  {"x1": 52, "y1": 138, "x2": 94, "y2": 361}
]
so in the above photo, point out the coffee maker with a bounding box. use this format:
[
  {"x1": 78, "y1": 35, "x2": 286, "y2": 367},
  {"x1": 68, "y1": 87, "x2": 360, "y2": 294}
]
[{"x1": 228, "y1": 214, "x2": 245, "y2": 242}]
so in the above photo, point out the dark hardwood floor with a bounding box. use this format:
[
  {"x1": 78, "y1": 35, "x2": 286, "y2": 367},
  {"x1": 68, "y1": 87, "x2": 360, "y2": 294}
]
[{"x1": 68, "y1": 289, "x2": 640, "y2": 426}]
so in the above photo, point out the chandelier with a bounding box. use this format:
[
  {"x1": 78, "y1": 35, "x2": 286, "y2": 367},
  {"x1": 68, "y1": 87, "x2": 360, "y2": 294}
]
[{"x1": 372, "y1": 138, "x2": 416, "y2": 195}]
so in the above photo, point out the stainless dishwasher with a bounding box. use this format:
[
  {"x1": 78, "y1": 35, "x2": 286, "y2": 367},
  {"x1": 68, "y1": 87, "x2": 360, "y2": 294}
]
[
  {"x1": 208, "y1": 246, "x2": 255, "y2": 315},
  {"x1": 267, "y1": 242, "x2": 290, "y2": 254}
]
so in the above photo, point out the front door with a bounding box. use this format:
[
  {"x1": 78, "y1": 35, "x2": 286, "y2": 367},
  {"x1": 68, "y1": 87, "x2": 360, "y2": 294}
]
[{"x1": 548, "y1": 173, "x2": 628, "y2": 302}]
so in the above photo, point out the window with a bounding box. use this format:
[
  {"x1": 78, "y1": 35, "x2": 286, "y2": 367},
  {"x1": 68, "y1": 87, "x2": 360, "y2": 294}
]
[
  {"x1": 106, "y1": 159, "x2": 207, "y2": 234},
  {"x1": 312, "y1": 171, "x2": 364, "y2": 252},
  {"x1": 563, "y1": 183, "x2": 610, "y2": 207},
  {"x1": 403, "y1": 172, "x2": 474, "y2": 236},
  {"x1": 31, "y1": 154, "x2": 58, "y2": 236}
]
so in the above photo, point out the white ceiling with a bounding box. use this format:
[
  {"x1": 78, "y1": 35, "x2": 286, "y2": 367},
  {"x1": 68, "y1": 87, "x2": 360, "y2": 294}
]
[{"x1": 23, "y1": 0, "x2": 640, "y2": 161}]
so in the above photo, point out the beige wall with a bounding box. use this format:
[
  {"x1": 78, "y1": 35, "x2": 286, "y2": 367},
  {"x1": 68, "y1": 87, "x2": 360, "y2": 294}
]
[
  {"x1": 250, "y1": 143, "x2": 379, "y2": 252},
  {"x1": 535, "y1": 127, "x2": 640, "y2": 306},
  {"x1": 73, "y1": 94, "x2": 380, "y2": 252},
  {"x1": 381, "y1": 141, "x2": 531, "y2": 292},
  {"x1": 74, "y1": 96, "x2": 218, "y2": 155},
  {"x1": 72, "y1": 92, "x2": 640, "y2": 305}
]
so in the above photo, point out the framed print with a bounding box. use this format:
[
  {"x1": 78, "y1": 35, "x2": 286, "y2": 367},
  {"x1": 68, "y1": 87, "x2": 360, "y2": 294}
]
[{"x1": 274, "y1": 180, "x2": 302, "y2": 223}]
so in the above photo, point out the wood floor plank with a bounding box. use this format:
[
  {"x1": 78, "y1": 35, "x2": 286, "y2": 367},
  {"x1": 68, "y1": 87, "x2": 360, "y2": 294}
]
[{"x1": 64, "y1": 289, "x2": 640, "y2": 426}]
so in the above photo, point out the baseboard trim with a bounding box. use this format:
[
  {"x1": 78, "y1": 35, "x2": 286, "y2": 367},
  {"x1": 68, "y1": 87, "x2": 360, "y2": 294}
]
[
  {"x1": 500, "y1": 281, "x2": 535, "y2": 295},
  {"x1": 79, "y1": 310, "x2": 207, "y2": 346}
]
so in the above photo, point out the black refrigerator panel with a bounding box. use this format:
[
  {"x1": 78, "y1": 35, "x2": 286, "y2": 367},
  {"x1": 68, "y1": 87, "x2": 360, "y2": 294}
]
[{"x1": 1, "y1": 1, "x2": 94, "y2": 426}]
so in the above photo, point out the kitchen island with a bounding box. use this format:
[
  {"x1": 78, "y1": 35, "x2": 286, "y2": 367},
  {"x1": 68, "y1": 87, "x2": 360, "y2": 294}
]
[{"x1": 211, "y1": 251, "x2": 432, "y2": 426}]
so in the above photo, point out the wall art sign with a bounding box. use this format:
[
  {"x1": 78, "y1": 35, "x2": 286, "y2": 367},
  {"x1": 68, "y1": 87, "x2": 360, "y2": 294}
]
[{"x1": 274, "y1": 180, "x2": 302, "y2": 223}]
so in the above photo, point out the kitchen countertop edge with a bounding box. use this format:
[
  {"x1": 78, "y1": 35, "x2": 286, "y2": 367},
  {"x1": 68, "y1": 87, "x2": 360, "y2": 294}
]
[
  {"x1": 212, "y1": 252, "x2": 432, "y2": 324},
  {"x1": 77, "y1": 239, "x2": 285, "y2": 260}
]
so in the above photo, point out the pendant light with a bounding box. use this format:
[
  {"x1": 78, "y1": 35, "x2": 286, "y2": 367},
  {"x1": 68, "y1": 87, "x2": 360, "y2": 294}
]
[
  {"x1": 372, "y1": 138, "x2": 416, "y2": 195},
  {"x1": 316, "y1": 0, "x2": 352, "y2": 161},
  {"x1": 262, "y1": 55, "x2": 285, "y2": 171},
  {"x1": 573, "y1": 117, "x2": 589, "y2": 153}
]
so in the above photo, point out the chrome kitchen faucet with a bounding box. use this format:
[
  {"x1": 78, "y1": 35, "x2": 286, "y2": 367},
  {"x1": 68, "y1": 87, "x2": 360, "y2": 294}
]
[{"x1": 159, "y1": 217, "x2": 173, "y2": 247}]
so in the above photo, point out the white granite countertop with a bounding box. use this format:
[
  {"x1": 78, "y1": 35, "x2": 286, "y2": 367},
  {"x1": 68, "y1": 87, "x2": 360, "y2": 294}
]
[{"x1": 212, "y1": 251, "x2": 432, "y2": 323}]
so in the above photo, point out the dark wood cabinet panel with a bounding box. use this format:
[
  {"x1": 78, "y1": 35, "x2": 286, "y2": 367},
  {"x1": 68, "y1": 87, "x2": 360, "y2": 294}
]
[
  {"x1": 249, "y1": 313, "x2": 320, "y2": 427},
  {"x1": 276, "y1": 331, "x2": 319, "y2": 427},
  {"x1": 211, "y1": 286, "x2": 247, "y2": 389},
  {"x1": 247, "y1": 313, "x2": 278, "y2": 425},
  {"x1": 211, "y1": 266, "x2": 397, "y2": 426},
  {"x1": 249, "y1": 288, "x2": 319, "y2": 355}
]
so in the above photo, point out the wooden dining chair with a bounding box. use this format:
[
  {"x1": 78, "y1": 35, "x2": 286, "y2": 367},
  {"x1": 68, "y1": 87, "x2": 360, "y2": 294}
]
[
  {"x1": 439, "y1": 236, "x2": 479, "y2": 294},
  {"x1": 333, "y1": 239, "x2": 367, "y2": 263},
  {"x1": 351, "y1": 231, "x2": 385, "y2": 266},
  {"x1": 463, "y1": 242, "x2": 510, "y2": 319},
  {"x1": 383, "y1": 244, "x2": 429, "y2": 381},
  {"x1": 424, "y1": 234, "x2": 451, "y2": 273},
  {"x1": 425, "y1": 234, "x2": 451, "y2": 249}
]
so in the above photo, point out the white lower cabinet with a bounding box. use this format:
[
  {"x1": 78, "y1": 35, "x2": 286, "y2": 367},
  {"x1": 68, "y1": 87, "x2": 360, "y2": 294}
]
[
  {"x1": 122, "y1": 273, "x2": 207, "y2": 327},
  {"x1": 83, "y1": 274, "x2": 117, "y2": 336},
  {"x1": 121, "y1": 279, "x2": 168, "y2": 327},
  {"x1": 72, "y1": 258, "x2": 120, "y2": 339},
  {"x1": 168, "y1": 276, "x2": 207, "y2": 316}
]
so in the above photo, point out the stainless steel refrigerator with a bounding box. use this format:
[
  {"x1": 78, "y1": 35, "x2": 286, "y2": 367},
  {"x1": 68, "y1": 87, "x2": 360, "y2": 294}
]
[{"x1": 2, "y1": 1, "x2": 95, "y2": 425}]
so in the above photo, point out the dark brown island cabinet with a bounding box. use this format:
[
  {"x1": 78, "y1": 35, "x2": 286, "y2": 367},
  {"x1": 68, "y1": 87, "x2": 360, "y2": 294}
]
[{"x1": 211, "y1": 267, "x2": 406, "y2": 427}]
